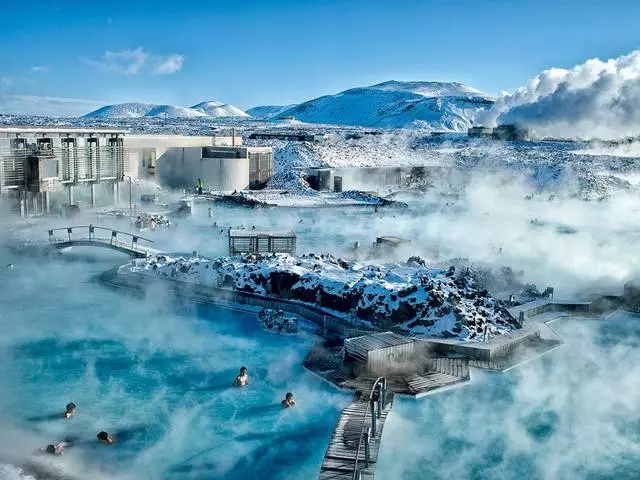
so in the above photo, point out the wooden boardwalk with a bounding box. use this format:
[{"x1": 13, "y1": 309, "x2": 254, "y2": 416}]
[{"x1": 320, "y1": 388, "x2": 394, "y2": 480}]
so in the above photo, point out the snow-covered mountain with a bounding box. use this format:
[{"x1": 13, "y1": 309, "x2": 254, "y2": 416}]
[
  {"x1": 191, "y1": 101, "x2": 249, "y2": 117},
  {"x1": 245, "y1": 104, "x2": 297, "y2": 119},
  {"x1": 84, "y1": 101, "x2": 248, "y2": 119},
  {"x1": 277, "y1": 80, "x2": 494, "y2": 131}
]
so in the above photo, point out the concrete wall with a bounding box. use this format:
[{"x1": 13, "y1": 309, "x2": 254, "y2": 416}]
[
  {"x1": 367, "y1": 342, "x2": 415, "y2": 375},
  {"x1": 157, "y1": 147, "x2": 249, "y2": 191},
  {"x1": 124, "y1": 135, "x2": 213, "y2": 179}
]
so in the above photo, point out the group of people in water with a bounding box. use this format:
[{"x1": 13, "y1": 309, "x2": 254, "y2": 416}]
[
  {"x1": 41, "y1": 368, "x2": 294, "y2": 456},
  {"x1": 233, "y1": 366, "x2": 296, "y2": 408},
  {"x1": 40, "y1": 402, "x2": 115, "y2": 456},
  {"x1": 43, "y1": 368, "x2": 294, "y2": 456}
]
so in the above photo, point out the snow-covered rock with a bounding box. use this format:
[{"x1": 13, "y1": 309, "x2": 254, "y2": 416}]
[
  {"x1": 276, "y1": 80, "x2": 494, "y2": 130},
  {"x1": 122, "y1": 253, "x2": 518, "y2": 341},
  {"x1": 257, "y1": 308, "x2": 299, "y2": 334},
  {"x1": 191, "y1": 101, "x2": 249, "y2": 117}
]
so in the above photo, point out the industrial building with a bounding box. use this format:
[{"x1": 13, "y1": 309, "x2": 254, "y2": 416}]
[
  {"x1": 467, "y1": 124, "x2": 530, "y2": 141},
  {"x1": 228, "y1": 229, "x2": 297, "y2": 256},
  {"x1": 249, "y1": 132, "x2": 325, "y2": 142},
  {"x1": 492, "y1": 124, "x2": 529, "y2": 141},
  {"x1": 126, "y1": 132, "x2": 273, "y2": 191},
  {"x1": 0, "y1": 127, "x2": 127, "y2": 215},
  {"x1": 155, "y1": 144, "x2": 273, "y2": 191},
  {"x1": 467, "y1": 126, "x2": 492, "y2": 138},
  {"x1": 0, "y1": 128, "x2": 274, "y2": 216},
  {"x1": 345, "y1": 332, "x2": 415, "y2": 375}
]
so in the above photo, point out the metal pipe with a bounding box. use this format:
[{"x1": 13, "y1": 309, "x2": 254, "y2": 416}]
[
  {"x1": 370, "y1": 399, "x2": 377, "y2": 437},
  {"x1": 125, "y1": 175, "x2": 133, "y2": 218},
  {"x1": 364, "y1": 431, "x2": 370, "y2": 467}
]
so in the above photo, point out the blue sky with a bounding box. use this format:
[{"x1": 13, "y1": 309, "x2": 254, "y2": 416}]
[{"x1": 0, "y1": 0, "x2": 638, "y2": 110}]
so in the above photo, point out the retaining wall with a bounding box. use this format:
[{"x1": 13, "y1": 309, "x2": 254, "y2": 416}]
[{"x1": 101, "y1": 268, "x2": 376, "y2": 338}]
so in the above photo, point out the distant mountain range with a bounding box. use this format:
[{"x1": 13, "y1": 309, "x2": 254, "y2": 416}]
[
  {"x1": 3, "y1": 80, "x2": 494, "y2": 131},
  {"x1": 83, "y1": 101, "x2": 249, "y2": 119},
  {"x1": 248, "y1": 81, "x2": 495, "y2": 130}
]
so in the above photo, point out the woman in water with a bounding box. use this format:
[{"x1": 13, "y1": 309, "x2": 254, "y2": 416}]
[
  {"x1": 281, "y1": 392, "x2": 296, "y2": 408},
  {"x1": 233, "y1": 367, "x2": 248, "y2": 386},
  {"x1": 97, "y1": 431, "x2": 113, "y2": 444},
  {"x1": 64, "y1": 402, "x2": 76, "y2": 419}
]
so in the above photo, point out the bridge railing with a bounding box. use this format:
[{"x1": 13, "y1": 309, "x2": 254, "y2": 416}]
[
  {"x1": 47, "y1": 225, "x2": 154, "y2": 253},
  {"x1": 352, "y1": 376, "x2": 387, "y2": 480}
]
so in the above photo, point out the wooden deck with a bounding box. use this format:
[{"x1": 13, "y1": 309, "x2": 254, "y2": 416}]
[{"x1": 319, "y1": 389, "x2": 395, "y2": 480}]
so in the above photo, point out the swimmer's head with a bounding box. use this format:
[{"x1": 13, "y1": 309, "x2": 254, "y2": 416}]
[
  {"x1": 240, "y1": 367, "x2": 247, "y2": 375},
  {"x1": 66, "y1": 402, "x2": 76, "y2": 412},
  {"x1": 97, "y1": 431, "x2": 112, "y2": 444},
  {"x1": 46, "y1": 444, "x2": 56, "y2": 454},
  {"x1": 285, "y1": 392, "x2": 293, "y2": 400}
]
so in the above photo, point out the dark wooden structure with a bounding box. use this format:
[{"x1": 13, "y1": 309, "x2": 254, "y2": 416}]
[{"x1": 228, "y1": 229, "x2": 296, "y2": 256}]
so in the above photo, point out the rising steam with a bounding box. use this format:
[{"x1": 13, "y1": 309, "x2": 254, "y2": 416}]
[{"x1": 477, "y1": 50, "x2": 640, "y2": 140}]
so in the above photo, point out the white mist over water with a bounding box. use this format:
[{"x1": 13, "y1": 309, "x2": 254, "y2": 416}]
[
  {"x1": 376, "y1": 313, "x2": 640, "y2": 479},
  {"x1": 0, "y1": 246, "x2": 350, "y2": 479},
  {"x1": 1, "y1": 167, "x2": 640, "y2": 478}
]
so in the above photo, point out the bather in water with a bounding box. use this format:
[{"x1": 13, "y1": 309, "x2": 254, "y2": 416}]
[
  {"x1": 233, "y1": 366, "x2": 248, "y2": 387},
  {"x1": 97, "y1": 431, "x2": 113, "y2": 444},
  {"x1": 281, "y1": 392, "x2": 296, "y2": 408},
  {"x1": 64, "y1": 402, "x2": 76, "y2": 419}
]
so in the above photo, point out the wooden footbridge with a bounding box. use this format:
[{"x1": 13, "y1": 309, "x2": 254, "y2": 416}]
[
  {"x1": 47, "y1": 225, "x2": 160, "y2": 258},
  {"x1": 320, "y1": 377, "x2": 394, "y2": 480}
]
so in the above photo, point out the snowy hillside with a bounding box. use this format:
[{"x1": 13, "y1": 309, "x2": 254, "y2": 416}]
[
  {"x1": 277, "y1": 80, "x2": 494, "y2": 130},
  {"x1": 246, "y1": 105, "x2": 297, "y2": 119},
  {"x1": 84, "y1": 102, "x2": 206, "y2": 119},
  {"x1": 146, "y1": 105, "x2": 207, "y2": 118},
  {"x1": 191, "y1": 101, "x2": 249, "y2": 117},
  {"x1": 84, "y1": 101, "x2": 247, "y2": 119},
  {"x1": 122, "y1": 253, "x2": 518, "y2": 340}
]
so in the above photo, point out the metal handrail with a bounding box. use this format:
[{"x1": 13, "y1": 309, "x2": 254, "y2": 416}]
[
  {"x1": 47, "y1": 225, "x2": 154, "y2": 245},
  {"x1": 352, "y1": 376, "x2": 386, "y2": 480}
]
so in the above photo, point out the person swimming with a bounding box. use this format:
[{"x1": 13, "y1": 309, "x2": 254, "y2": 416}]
[
  {"x1": 281, "y1": 392, "x2": 296, "y2": 408},
  {"x1": 233, "y1": 366, "x2": 248, "y2": 387},
  {"x1": 97, "y1": 431, "x2": 113, "y2": 444},
  {"x1": 41, "y1": 442, "x2": 66, "y2": 456},
  {"x1": 64, "y1": 402, "x2": 76, "y2": 419}
]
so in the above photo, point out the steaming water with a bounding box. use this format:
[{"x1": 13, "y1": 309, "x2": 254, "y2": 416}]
[
  {"x1": 377, "y1": 312, "x2": 640, "y2": 479},
  {"x1": 0, "y1": 247, "x2": 350, "y2": 479},
  {"x1": 2, "y1": 186, "x2": 640, "y2": 479}
]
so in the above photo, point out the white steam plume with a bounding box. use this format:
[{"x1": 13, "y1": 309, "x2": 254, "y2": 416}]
[{"x1": 477, "y1": 50, "x2": 640, "y2": 140}]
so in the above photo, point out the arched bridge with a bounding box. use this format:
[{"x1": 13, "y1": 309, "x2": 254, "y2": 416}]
[{"x1": 47, "y1": 225, "x2": 160, "y2": 258}]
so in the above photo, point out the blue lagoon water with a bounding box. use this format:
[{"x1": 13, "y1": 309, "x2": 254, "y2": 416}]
[
  {"x1": 376, "y1": 313, "x2": 640, "y2": 479},
  {"x1": 0, "y1": 247, "x2": 350, "y2": 479}
]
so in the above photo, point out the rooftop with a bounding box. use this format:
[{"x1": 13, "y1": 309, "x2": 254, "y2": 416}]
[
  {"x1": 0, "y1": 126, "x2": 125, "y2": 135},
  {"x1": 228, "y1": 229, "x2": 296, "y2": 238},
  {"x1": 345, "y1": 331, "x2": 414, "y2": 352}
]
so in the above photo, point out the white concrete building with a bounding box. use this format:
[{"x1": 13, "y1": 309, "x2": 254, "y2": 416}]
[{"x1": 124, "y1": 135, "x2": 272, "y2": 190}]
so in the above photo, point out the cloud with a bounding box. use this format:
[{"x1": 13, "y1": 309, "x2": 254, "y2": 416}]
[
  {"x1": 30, "y1": 66, "x2": 48, "y2": 73},
  {"x1": 87, "y1": 47, "x2": 184, "y2": 76},
  {"x1": 476, "y1": 50, "x2": 640, "y2": 140},
  {"x1": 0, "y1": 94, "x2": 105, "y2": 116},
  {"x1": 153, "y1": 54, "x2": 184, "y2": 75}
]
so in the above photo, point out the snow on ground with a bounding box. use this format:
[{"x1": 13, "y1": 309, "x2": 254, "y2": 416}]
[{"x1": 122, "y1": 253, "x2": 518, "y2": 341}]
